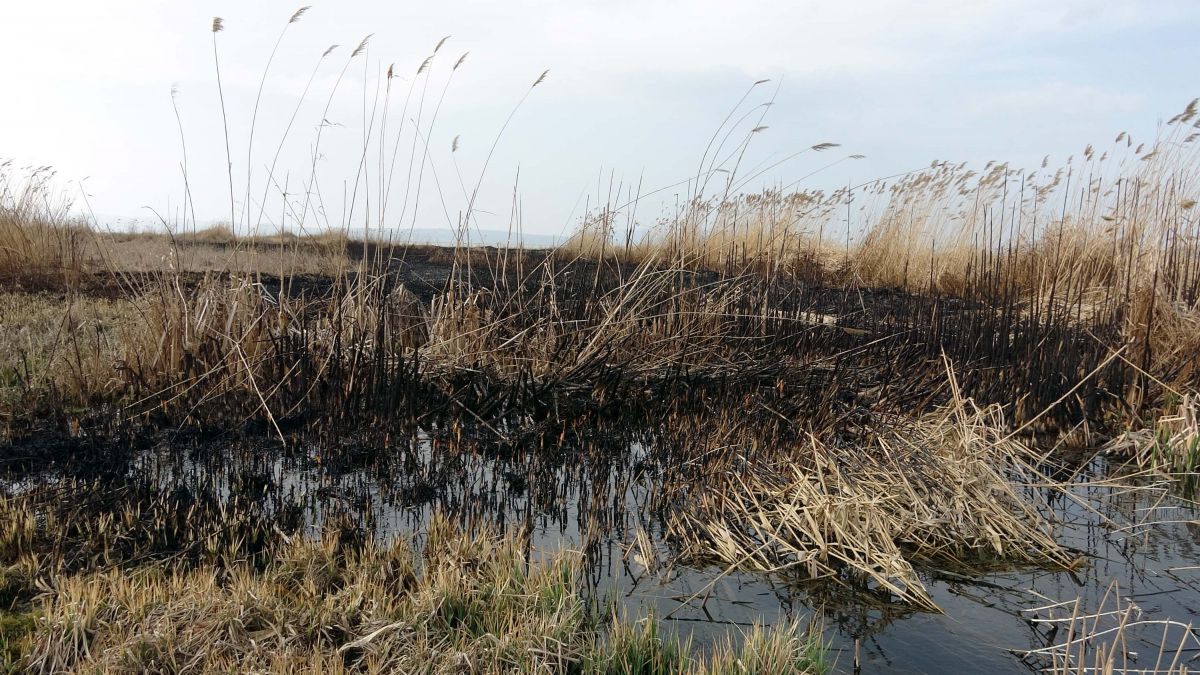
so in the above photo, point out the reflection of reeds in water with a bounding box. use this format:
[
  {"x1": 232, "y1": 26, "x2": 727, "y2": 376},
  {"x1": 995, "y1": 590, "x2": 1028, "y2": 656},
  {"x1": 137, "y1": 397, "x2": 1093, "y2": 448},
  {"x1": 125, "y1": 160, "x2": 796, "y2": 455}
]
[
  {"x1": 0, "y1": 359, "x2": 1191, "y2": 671},
  {"x1": 1022, "y1": 581, "x2": 1200, "y2": 675}
]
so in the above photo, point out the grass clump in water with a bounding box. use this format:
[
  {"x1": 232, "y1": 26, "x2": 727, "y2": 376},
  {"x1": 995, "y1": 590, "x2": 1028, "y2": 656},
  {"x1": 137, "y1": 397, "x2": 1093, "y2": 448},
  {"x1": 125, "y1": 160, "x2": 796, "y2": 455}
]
[
  {"x1": 1104, "y1": 393, "x2": 1200, "y2": 476},
  {"x1": 587, "y1": 617, "x2": 826, "y2": 675},
  {"x1": 8, "y1": 512, "x2": 824, "y2": 674},
  {"x1": 668, "y1": 397, "x2": 1077, "y2": 610}
]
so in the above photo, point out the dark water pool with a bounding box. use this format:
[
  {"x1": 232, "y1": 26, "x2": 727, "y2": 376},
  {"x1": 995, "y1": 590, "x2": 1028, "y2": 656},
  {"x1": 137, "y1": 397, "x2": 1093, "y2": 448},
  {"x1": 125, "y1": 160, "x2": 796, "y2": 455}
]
[{"x1": 13, "y1": 427, "x2": 1200, "y2": 674}]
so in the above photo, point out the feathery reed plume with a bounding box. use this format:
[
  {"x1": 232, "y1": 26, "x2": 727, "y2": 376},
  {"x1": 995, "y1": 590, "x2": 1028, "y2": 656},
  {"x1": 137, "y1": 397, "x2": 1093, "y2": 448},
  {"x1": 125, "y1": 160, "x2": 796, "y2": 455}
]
[{"x1": 351, "y1": 34, "x2": 372, "y2": 57}]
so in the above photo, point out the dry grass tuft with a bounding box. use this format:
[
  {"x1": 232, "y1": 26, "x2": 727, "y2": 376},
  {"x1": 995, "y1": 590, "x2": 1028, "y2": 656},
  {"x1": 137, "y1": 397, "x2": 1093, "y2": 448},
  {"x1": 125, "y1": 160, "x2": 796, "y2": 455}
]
[
  {"x1": 1105, "y1": 393, "x2": 1200, "y2": 475},
  {"x1": 24, "y1": 518, "x2": 584, "y2": 673},
  {"x1": 180, "y1": 223, "x2": 237, "y2": 244},
  {"x1": 0, "y1": 292, "x2": 134, "y2": 419},
  {"x1": 0, "y1": 166, "x2": 94, "y2": 287}
]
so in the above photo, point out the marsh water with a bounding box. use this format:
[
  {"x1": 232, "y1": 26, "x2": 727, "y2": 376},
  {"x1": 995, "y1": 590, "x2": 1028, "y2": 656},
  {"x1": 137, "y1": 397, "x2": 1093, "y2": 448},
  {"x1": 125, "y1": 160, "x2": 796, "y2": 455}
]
[{"x1": 10, "y1": 424, "x2": 1200, "y2": 674}]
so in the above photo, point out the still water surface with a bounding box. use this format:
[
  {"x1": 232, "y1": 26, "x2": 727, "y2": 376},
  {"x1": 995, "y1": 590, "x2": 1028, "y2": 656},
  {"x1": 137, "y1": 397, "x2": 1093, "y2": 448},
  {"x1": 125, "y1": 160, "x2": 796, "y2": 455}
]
[{"x1": 106, "y1": 429, "x2": 1200, "y2": 674}]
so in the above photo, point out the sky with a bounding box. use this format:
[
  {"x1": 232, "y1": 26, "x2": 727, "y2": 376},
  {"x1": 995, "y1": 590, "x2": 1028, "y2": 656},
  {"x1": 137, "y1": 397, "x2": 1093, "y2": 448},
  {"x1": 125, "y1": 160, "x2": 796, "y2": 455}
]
[{"x1": 2, "y1": 0, "x2": 1197, "y2": 238}]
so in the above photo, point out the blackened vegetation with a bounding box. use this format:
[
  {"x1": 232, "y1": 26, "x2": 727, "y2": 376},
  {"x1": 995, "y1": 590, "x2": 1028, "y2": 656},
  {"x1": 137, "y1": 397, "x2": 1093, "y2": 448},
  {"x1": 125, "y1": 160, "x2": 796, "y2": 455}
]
[{"x1": 67, "y1": 240, "x2": 1187, "y2": 441}]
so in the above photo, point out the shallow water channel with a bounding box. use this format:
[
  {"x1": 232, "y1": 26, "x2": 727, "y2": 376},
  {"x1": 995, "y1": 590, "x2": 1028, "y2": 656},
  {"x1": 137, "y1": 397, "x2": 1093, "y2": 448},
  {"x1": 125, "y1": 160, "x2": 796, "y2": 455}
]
[{"x1": 16, "y1": 424, "x2": 1200, "y2": 674}]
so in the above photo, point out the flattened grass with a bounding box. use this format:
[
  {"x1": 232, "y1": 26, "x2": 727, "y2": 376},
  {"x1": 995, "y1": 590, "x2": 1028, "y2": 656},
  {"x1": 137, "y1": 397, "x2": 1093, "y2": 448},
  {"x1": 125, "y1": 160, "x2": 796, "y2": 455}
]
[{"x1": 668, "y1": 400, "x2": 1074, "y2": 610}]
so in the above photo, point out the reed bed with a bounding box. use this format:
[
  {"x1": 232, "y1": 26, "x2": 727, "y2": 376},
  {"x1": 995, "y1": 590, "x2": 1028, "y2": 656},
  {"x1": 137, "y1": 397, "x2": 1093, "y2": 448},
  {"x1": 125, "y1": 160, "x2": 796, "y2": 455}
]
[
  {"x1": 31, "y1": 248, "x2": 852, "y2": 431},
  {"x1": 2, "y1": 12, "x2": 1196, "y2": 438},
  {"x1": 3, "y1": 12, "x2": 1200, "y2": 670},
  {"x1": 565, "y1": 101, "x2": 1200, "y2": 412},
  {"x1": 0, "y1": 229, "x2": 1153, "y2": 440},
  {"x1": 0, "y1": 164, "x2": 94, "y2": 288}
]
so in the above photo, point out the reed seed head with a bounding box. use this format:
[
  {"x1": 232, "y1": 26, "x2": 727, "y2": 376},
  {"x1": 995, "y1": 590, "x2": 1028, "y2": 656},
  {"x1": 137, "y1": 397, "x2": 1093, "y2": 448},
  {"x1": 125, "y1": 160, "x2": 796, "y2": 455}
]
[{"x1": 351, "y1": 34, "x2": 371, "y2": 57}]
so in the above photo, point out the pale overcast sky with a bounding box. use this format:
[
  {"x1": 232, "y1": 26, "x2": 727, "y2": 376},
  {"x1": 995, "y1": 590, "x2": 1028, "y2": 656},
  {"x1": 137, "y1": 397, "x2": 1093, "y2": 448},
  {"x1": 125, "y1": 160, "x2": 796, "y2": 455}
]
[{"x1": 2, "y1": 1, "x2": 1197, "y2": 236}]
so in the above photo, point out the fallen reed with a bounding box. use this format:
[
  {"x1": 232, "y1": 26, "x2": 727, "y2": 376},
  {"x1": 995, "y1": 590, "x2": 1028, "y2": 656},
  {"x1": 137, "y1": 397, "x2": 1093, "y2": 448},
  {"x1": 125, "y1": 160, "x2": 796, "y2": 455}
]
[{"x1": 666, "y1": 395, "x2": 1074, "y2": 611}]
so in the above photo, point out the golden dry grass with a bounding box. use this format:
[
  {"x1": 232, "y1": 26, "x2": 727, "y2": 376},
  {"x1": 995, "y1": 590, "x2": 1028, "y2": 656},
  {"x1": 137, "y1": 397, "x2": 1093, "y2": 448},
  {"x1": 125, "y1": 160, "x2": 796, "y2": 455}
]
[
  {"x1": 99, "y1": 228, "x2": 350, "y2": 275},
  {"x1": 0, "y1": 497, "x2": 826, "y2": 675},
  {"x1": 0, "y1": 165, "x2": 96, "y2": 286},
  {"x1": 0, "y1": 292, "x2": 135, "y2": 421},
  {"x1": 1104, "y1": 393, "x2": 1200, "y2": 475},
  {"x1": 668, "y1": 395, "x2": 1076, "y2": 611}
]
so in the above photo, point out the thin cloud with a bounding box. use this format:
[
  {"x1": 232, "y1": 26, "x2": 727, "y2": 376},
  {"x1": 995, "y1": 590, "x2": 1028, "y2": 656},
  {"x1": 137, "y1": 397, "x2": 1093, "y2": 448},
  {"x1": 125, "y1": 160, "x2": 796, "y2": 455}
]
[{"x1": 971, "y1": 83, "x2": 1145, "y2": 116}]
